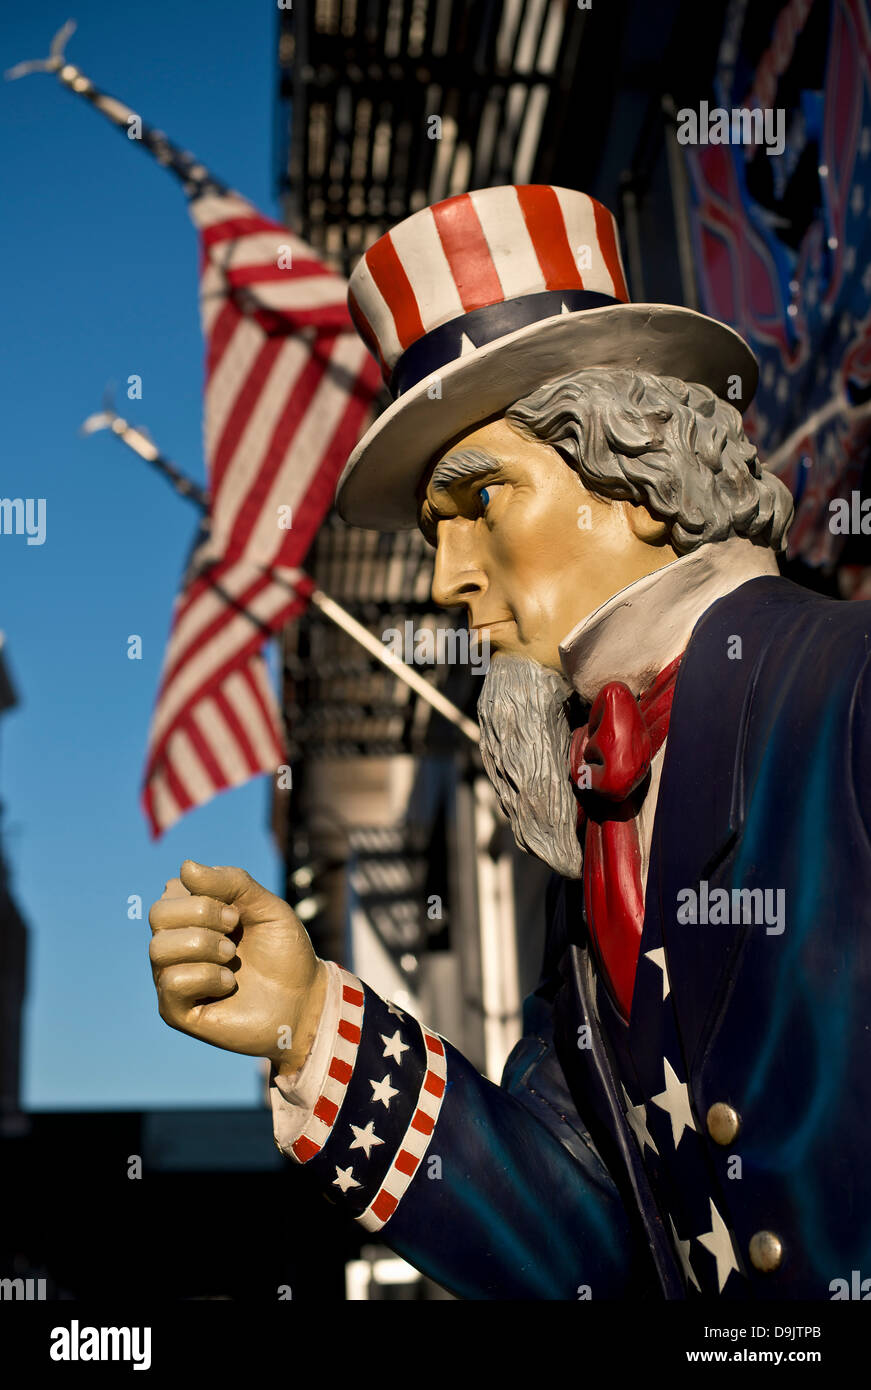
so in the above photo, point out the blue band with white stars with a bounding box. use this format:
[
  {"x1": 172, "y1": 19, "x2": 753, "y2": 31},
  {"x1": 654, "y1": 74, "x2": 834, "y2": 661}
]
[{"x1": 285, "y1": 969, "x2": 448, "y2": 1232}]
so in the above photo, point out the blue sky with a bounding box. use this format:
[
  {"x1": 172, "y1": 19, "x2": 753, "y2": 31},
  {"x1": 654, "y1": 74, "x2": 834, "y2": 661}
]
[{"x1": 1, "y1": 1, "x2": 288, "y2": 1107}]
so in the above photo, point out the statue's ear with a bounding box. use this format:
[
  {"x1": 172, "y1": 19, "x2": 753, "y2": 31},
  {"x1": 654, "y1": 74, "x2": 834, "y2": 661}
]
[{"x1": 623, "y1": 500, "x2": 670, "y2": 545}]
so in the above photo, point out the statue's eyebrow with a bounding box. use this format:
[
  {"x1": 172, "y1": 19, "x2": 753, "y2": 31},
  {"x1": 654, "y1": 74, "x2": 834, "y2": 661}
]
[{"x1": 429, "y1": 447, "x2": 501, "y2": 496}]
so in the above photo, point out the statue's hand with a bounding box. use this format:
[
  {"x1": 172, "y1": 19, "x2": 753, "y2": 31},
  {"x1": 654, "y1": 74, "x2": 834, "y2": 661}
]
[{"x1": 148, "y1": 861, "x2": 328, "y2": 1072}]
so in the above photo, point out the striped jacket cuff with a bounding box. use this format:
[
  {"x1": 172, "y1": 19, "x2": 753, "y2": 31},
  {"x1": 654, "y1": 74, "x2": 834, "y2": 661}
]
[
  {"x1": 269, "y1": 960, "x2": 343, "y2": 1148},
  {"x1": 270, "y1": 963, "x2": 447, "y2": 1233}
]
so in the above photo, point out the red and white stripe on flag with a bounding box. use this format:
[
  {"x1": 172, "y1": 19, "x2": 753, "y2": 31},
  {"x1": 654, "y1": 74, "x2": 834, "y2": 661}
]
[
  {"x1": 142, "y1": 192, "x2": 381, "y2": 836},
  {"x1": 192, "y1": 191, "x2": 381, "y2": 571}
]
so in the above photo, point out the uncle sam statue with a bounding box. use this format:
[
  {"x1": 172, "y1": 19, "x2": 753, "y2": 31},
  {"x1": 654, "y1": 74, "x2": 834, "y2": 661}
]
[{"x1": 148, "y1": 186, "x2": 871, "y2": 1300}]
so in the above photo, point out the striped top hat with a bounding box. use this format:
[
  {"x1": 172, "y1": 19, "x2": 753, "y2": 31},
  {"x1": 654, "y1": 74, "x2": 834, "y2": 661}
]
[{"x1": 336, "y1": 185, "x2": 758, "y2": 530}]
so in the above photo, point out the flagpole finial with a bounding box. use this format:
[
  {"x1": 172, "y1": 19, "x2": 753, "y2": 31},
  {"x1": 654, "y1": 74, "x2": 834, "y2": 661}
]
[
  {"x1": 80, "y1": 384, "x2": 117, "y2": 436},
  {"x1": 5, "y1": 18, "x2": 77, "y2": 81},
  {"x1": 80, "y1": 410, "x2": 116, "y2": 437},
  {"x1": 7, "y1": 18, "x2": 229, "y2": 197}
]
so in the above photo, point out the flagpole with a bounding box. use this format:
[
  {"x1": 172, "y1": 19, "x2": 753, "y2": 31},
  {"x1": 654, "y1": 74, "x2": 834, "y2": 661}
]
[
  {"x1": 6, "y1": 20, "x2": 229, "y2": 199},
  {"x1": 81, "y1": 407, "x2": 481, "y2": 746},
  {"x1": 17, "y1": 26, "x2": 479, "y2": 744},
  {"x1": 306, "y1": 590, "x2": 482, "y2": 744},
  {"x1": 81, "y1": 404, "x2": 210, "y2": 508}
]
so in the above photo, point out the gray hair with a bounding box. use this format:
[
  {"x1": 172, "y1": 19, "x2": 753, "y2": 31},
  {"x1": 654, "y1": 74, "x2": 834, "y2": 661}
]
[
  {"x1": 477, "y1": 654, "x2": 583, "y2": 879},
  {"x1": 505, "y1": 368, "x2": 793, "y2": 554}
]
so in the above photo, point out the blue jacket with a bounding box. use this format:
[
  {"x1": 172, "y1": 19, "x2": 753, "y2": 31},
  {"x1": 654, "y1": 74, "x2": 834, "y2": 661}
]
[{"x1": 279, "y1": 575, "x2": 871, "y2": 1299}]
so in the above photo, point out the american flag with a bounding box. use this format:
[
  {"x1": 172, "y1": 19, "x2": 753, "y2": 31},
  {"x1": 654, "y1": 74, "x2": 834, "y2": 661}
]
[
  {"x1": 142, "y1": 190, "x2": 381, "y2": 836},
  {"x1": 4, "y1": 29, "x2": 384, "y2": 834}
]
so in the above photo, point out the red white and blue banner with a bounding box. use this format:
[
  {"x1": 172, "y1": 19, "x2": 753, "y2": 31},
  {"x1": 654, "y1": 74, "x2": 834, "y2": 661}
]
[{"x1": 685, "y1": 0, "x2": 871, "y2": 577}]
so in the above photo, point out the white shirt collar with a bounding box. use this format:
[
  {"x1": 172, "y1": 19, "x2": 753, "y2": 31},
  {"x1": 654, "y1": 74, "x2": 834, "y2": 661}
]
[{"x1": 558, "y1": 536, "x2": 780, "y2": 702}]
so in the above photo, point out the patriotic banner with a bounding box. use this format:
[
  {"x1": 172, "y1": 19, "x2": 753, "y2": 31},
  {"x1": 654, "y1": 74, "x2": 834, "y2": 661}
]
[
  {"x1": 142, "y1": 189, "x2": 381, "y2": 836},
  {"x1": 191, "y1": 191, "x2": 379, "y2": 574},
  {"x1": 685, "y1": 0, "x2": 871, "y2": 571},
  {"x1": 6, "y1": 27, "x2": 383, "y2": 835}
]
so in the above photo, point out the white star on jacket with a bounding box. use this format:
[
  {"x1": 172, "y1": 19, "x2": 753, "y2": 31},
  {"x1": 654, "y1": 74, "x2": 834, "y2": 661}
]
[
  {"x1": 669, "y1": 1214, "x2": 701, "y2": 1292},
  {"x1": 369, "y1": 1073, "x2": 399, "y2": 1108},
  {"x1": 381, "y1": 1030, "x2": 410, "y2": 1063},
  {"x1": 621, "y1": 1084, "x2": 659, "y2": 1157},
  {"x1": 349, "y1": 1119, "x2": 384, "y2": 1158},
  {"x1": 644, "y1": 947, "x2": 670, "y2": 1000},
  {"x1": 650, "y1": 1056, "x2": 697, "y2": 1149},
  {"x1": 333, "y1": 1165, "x2": 361, "y2": 1192},
  {"x1": 697, "y1": 1198, "x2": 740, "y2": 1292}
]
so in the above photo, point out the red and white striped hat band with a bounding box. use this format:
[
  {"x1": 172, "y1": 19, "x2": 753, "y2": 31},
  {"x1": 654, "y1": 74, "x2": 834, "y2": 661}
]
[{"x1": 348, "y1": 185, "x2": 629, "y2": 398}]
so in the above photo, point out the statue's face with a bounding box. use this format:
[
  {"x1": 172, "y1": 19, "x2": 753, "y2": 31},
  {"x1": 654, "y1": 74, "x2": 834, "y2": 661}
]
[{"x1": 418, "y1": 415, "x2": 678, "y2": 671}]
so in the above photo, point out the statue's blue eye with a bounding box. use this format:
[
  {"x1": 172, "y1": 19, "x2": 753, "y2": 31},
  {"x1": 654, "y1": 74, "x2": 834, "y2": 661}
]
[{"x1": 478, "y1": 482, "x2": 504, "y2": 513}]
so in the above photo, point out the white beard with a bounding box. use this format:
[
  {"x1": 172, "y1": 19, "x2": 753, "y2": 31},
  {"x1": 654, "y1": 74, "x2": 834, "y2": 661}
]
[{"x1": 477, "y1": 654, "x2": 583, "y2": 879}]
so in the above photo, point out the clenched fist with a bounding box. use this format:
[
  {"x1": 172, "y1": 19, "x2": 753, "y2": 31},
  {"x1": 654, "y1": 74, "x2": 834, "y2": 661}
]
[{"x1": 148, "y1": 860, "x2": 328, "y2": 1074}]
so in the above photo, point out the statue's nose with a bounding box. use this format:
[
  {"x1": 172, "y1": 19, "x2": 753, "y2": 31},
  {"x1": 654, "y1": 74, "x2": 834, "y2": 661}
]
[{"x1": 431, "y1": 520, "x2": 488, "y2": 611}]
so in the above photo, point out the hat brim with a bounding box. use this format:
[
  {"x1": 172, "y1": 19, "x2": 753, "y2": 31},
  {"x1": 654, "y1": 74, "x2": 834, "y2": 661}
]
[{"x1": 336, "y1": 303, "x2": 758, "y2": 531}]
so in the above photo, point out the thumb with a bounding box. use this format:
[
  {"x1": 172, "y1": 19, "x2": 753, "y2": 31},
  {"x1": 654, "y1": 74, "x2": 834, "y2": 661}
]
[
  {"x1": 160, "y1": 876, "x2": 191, "y2": 901},
  {"x1": 179, "y1": 860, "x2": 282, "y2": 919}
]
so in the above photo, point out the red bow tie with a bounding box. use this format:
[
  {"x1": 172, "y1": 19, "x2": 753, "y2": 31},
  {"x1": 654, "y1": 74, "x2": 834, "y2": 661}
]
[{"x1": 569, "y1": 654, "x2": 683, "y2": 1020}]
